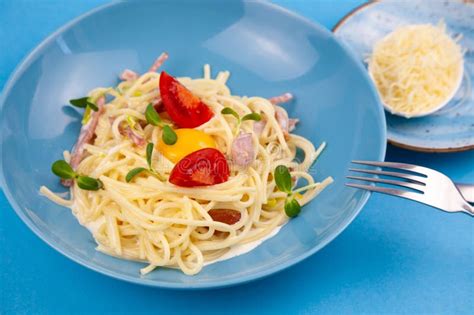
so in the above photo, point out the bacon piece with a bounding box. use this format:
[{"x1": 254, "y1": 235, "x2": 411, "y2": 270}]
[
  {"x1": 288, "y1": 118, "x2": 299, "y2": 132},
  {"x1": 231, "y1": 132, "x2": 255, "y2": 167},
  {"x1": 119, "y1": 69, "x2": 138, "y2": 81},
  {"x1": 148, "y1": 52, "x2": 169, "y2": 73},
  {"x1": 120, "y1": 125, "x2": 146, "y2": 147},
  {"x1": 275, "y1": 106, "x2": 290, "y2": 137},
  {"x1": 62, "y1": 97, "x2": 106, "y2": 187},
  {"x1": 269, "y1": 92, "x2": 293, "y2": 105},
  {"x1": 253, "y1": 120, "x2": 266, "y2": 136},
  {"x1": 208, "y1": 209, "x2": 241, "y2": 225}
]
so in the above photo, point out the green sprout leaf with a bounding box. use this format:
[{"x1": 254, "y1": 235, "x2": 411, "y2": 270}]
[
  {"x1": 126, "y1": 115, "x2": 136, "y2": 129},
  {"x1": 125, "y1": 167, "x2": 147, "y2": 182},
  {"x1": 69, "y1": 97, "x2": 89, "y2": 108},
  {"x1": 77, "y1": 176, "x2": 103, "y2": 191},
  {"x1": 51, "y1": 160, "x2": 76, "y2": 179},
  {"x1": 242, "y1": 112, "x2": 262, "y2": 122},
  {"x1": 274, "y1": 165, "x2": 292, "y2": 194},
  {"x1": 221, "y1": 107, "x2": 240, "y2": 121},
  {"x1": 284, "y1": 198, "x2": 301, "y2": 218},
  {"x1": 146, "y1": 143, "x2": 154, "y2": 170},
  {"x1": 70, "y1": 97, "x2": 98, "y2": 112},
  {"x1": 86, "y1": 101, "x2": 99, "y2": 112},
  {"x1": 82, "y1": 106, "x2": 92, "y2": 125},
  {"x1": 162, "y1": 125, "x2": 178, "y2": 145},
  {"x1": 145, "y1": 104, "x2": 162, "y2": 126}
]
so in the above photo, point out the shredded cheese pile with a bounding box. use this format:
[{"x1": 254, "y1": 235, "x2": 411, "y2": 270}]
[{"x1": 368, "y1": 22, "x2": 463, "y2": 117}]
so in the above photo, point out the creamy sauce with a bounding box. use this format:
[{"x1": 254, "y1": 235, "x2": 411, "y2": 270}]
[
  {"x1": 84, "y1": 216, "x2": 106, "y2": 234},
  {"x1": 81, "y1": 212, "x2": 283, "y2": 266},
  {"x1": 203, "y1": 225, "x2": 282, "y2": 266}
]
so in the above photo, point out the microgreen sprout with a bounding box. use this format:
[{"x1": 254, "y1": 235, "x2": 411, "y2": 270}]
[
  {"x1": 221, "y1": 107, "x2": 262, "y2": 126},
  {"x1": 70, "y1": 97, "x2": 99, "y2": 125},
  {"x1": 126, "y1": 142, "x2": 165, "y2": 182},
  {"x1": 274, "y1": 165, "x2": 318, "y2": 218},
  {"x1": 221, "y1": 107, "x2": 261, "y2": 134},
  {"x1": 145, "y1": 104, "x2": 177, "y2": 145},
  {"x1": 51, "y1": 160, "x2": 103, "y2": 191}
]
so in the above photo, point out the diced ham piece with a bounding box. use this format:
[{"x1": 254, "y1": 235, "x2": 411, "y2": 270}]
[
  {"x1": 120, "y1": 125, "x2": 146, "y2": 147},
  {"x1": 275, "y1": 106, "x2": 299, "y2": 137},
  {"x1": 269, "y1": 92, "x2": 293, "y2": 105},
  {"x1": 231, "y1": 132, "x2": 255, "y2": 167},
  {"x1": 269, "y1": 93, "x2": 299, "y2": 136},
  {"x1": 148, "y1": 52, "x2": 169, "y2": 73},
  {"x1": 253, "y1": 120, "x2": 266, "y2": 136},
  {"x1": 62, "y1": 96, "x2": 106, "y2": 187},
  {"x1": 120, "y1": 69, "x2": 138, "y2": 81}
]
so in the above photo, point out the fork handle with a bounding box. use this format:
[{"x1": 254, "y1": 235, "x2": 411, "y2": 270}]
[{"x1": 455, "y1": 183, "x2": 474, "y2": 204}]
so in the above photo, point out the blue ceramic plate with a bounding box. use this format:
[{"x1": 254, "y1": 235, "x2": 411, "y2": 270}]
[
  {"x1": 0, "y1": 1, "x2": 385, "y2": 289},
  {"x1": 334, "y1": 0, "x2": 474, "y2": 152}
]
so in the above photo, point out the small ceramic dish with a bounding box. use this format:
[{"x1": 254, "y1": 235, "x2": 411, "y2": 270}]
[
  {"x1": 334, "y1": 0, "x2": 474, "y2": 152},
  {"x1": 368, "y1": 59, "x2": 464, "y2": 119}
]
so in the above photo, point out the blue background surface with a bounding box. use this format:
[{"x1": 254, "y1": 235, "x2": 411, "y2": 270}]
[{"x1": 0, "y1": 0, "x2": 472, "y2": 314}]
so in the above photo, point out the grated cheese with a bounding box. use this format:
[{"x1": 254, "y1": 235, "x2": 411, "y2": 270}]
[{"x1": 368, "y1": 22, "x2": 464, "y2": 118}]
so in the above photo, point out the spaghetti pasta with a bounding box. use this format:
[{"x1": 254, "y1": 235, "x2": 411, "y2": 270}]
[{"x1": 40, "y1": 61, "x2": 332, "y2": 275}]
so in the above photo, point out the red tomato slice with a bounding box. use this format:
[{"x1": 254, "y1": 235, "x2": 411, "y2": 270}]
[
  {"x1": 208, "y1": 209, "x2": 241, "y2": 225},
  {"x1": 169, "y1": 148, "x2": 230, "y2": 187},
  {"x1": 159, "y1": 71, "x2": 214, "y2": 128}
]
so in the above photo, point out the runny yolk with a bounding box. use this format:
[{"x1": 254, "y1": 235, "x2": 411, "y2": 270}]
[{"x1": 157, "y1": 128, "x2": 216, "y2": 163}]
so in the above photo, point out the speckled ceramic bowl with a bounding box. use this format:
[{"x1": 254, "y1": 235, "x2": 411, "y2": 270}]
[{"x1": 334, "y1": 0, "x2": 474, "y2": 152}]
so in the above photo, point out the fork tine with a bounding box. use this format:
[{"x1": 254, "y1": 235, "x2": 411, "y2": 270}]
[
  {"x1": 346, "y1": 175, "x2": 425, "y2": 192},
  {"x1": 348, "y1": 168, "x2": 426, "y2": 184},
  {"x1": 345, "y1": 183, "x2": 427, "y2": 205},
  {"x1": 352, "y1": 160, "x2": 427, "y2": 176}
]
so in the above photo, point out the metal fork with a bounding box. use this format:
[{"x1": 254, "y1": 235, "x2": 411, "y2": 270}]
[{"x1": 346, "y1": 161, "x2": 474, "y2": 216}]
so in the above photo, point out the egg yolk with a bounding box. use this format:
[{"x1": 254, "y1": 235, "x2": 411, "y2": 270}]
[{"x1": 157, "y1": 128, "x2": 216, "y2": 163}]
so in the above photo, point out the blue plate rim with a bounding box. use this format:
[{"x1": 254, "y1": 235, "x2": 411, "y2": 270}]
[
  {"x1": 0, "y1": 0, "x2": 387, "y2": 289},
  {"x1": 332, "y1": 0, "x2": 474, "y2": 153}
]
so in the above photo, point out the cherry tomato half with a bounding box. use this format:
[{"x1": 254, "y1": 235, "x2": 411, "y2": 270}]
[
  {"x1": 159, "y1": 71, "x2": 214, "y2": 128},
  {"x1": 169, "y1": 148, "x2": 230, "y2": 187}
]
